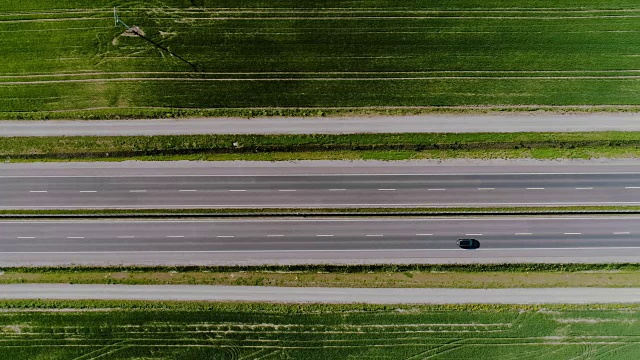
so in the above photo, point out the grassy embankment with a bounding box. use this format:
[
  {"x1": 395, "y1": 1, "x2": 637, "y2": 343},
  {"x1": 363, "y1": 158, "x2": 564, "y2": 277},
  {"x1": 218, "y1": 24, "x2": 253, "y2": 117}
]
[
  {"x1": 0, "y1": 300, "x2": 640, "y2": 359},
  {"x1": 5, "y1": 264, "x2": 640, "y2": 288},
  {"x1": 4, "y1": 1, "x2": 640, "y2": 118},
  {"x1": 2, "y1": 132, "x2": 640, "y2": 161}
]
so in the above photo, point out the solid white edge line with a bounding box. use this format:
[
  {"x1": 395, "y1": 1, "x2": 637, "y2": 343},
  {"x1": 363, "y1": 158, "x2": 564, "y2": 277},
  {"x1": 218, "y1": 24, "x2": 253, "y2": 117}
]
[
  {"x1": 8, "y1": 202, "x2": 640, "y2": 209},
  {"x1": 7, "y1": 247, "x2": 640, "y2": 254},
  {"x1": 7, "y1": 216, "x2": 640, "y2": 224},
  {"x1": 6, "y1": 171, "x2": 640, "y2": 178}
]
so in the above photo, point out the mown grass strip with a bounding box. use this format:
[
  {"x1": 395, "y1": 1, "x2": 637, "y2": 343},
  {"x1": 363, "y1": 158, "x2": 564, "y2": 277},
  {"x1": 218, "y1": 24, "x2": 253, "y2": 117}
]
[
  {"x1": 2, "y1": 131, "x2": 640, "y2": 162},
  {"x1": 5, "y1": 106, "x2": 640, "y2": 120},
  {"x1": 3, "y1": 266, "x2": 640, "y2": 288}
]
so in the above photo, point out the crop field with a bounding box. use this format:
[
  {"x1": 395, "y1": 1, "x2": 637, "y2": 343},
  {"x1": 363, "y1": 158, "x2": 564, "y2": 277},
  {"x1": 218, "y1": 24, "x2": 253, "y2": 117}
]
[
  {"x1": 4, "y1": 0, "x2": 640, "y2": 118},
  {"x1": 2, "y1": 301, "x2": 640, "y2": 359}
]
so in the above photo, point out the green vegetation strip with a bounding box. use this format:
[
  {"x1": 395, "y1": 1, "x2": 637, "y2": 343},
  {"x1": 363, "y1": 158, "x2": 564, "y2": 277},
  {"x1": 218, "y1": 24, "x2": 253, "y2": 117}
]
[
  {"x1": 1, "y1": 206, "x2": 640, "y2": 218},
  {"x1": 3, "y1": 132, "x2": 640, "y2": 162},
  {"x1": 3, "y1": 264, "x2": 640, "y2": 288},
  {"x1": 7, "y1": 1, "x2": 640, "y2": 118},
  {"x1": 0, "y1": 300, "x2": 640, "y2": 359}
]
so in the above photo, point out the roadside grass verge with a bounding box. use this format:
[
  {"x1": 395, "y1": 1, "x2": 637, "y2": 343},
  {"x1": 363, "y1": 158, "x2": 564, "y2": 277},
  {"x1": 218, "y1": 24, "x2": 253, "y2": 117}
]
[
  {"x1": 0, "y1": 300, "x2": 640, "y2": 359},
  {"x1": 4, "y1": 264, "x2": 640, "y2": 288},
  {"x1": 2, "y1": 132, "x2": 640, "y2": 162}
]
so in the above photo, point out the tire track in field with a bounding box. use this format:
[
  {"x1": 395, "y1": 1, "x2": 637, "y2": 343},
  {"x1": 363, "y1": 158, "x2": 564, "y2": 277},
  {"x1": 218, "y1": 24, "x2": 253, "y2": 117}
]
[{"x1": 3, "y1": 75, "x2": 640, "y2": 85}]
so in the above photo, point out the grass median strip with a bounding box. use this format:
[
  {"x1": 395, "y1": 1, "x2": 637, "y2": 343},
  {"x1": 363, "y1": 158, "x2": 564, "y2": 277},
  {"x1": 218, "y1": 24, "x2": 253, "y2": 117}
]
[
  {"x1": 0, "y1": 300, "x2": 639, "y2": 359},
  {"x1": 2, "y1": 206, "x2": 640, "y2": 218},
  {"x1": 2, "y1": 132, "x2": 640, "y2": 162},
  {"x1": 4, "y1": 264, "x2": 640, "y2": 288}
]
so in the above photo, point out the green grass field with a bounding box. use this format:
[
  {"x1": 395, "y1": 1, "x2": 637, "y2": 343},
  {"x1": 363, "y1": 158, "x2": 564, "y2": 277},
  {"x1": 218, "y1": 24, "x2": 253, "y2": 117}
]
[
  {"x1": 1, "y1": 301, "x2": 640, "y2": 359},
  {"x1": 4, "y1": 0, "x2": 640, "y2": 118}
]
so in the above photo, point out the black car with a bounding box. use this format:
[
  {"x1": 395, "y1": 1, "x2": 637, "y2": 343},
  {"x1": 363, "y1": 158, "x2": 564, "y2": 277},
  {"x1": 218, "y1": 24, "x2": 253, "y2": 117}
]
[{"x1": 457, "y1": 238, "x2": 480, "y2": 249}]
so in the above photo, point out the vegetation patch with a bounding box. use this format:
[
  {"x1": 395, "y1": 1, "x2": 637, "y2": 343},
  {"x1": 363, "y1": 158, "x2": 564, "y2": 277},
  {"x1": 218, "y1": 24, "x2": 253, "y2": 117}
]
[
  {"x1": 2, "y1": 132, "x2": 640, "y2": 161},
  {"x1": 3, "y1": 264, "x2": 640, "y2": 288},
  {"x1": 5, "y1": 1, "x2": 640, "y2": 118},
  {"x1": 0, "y1": 300, "x2": 640, "y2": 359}
]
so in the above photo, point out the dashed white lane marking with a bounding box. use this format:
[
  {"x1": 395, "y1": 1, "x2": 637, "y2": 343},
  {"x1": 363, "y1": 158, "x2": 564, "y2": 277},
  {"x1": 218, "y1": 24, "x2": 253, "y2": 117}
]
[
  {"x1": 564, "y1": 233, "x2": 582, "y2": 235},
  {"x1": 266, "y1": 235, "x2": 284, "y2": 237},
  {"x1": 29, "y1": 191, "x2": 47, "y2": 193},
  {"x1": 416, "y1": 233, "x2": 433, "y2": 236},
  {"x1": 278, "y1": 189, "x2": 296, "y2": 192},
  {"x1": 228, "y1": 190, "x2": 247, "y2": 192},
  {"x1": 316, "y1": 234, "x2": 334, "y2": 237},
  {"x1": 66, "y1": 237, "x2": 85, "y2": 239},
  {"x1": 166, "y1": 235, "x2": 184, "y2": 238},
  {"x1": 366, "y1": 234, "x2": 384, "y2": 237},
  {"x1": 117, "y1": 236, "x2": 135, "y2": 239},
  {"x1": 527, "y1": 188, "x2": 545, "y2": 190},
  {"x1": 428, "y1": 188, "x2": 446, "y2": 191},
  {"x1": 79, "y1": 191, "x2": 97, "y2": 193},
  {"x1": 465, "y1": 233, "x2": 483, "y2": 236},
  {"x1": 575, "y1": 187, "x2": 593, "y2": 190},
  {"x1": 625, "y1": 187, "x2": 640, "y2": 189},
  {"x1": 129, "y1": 190, "x2": 147, "y2": 193},
  {"x1": 179, "y1": 190, "x2": 197, "y2": 192},
  {"x1": 378, "y1": 188, "x2": 396, "y2": 191},
  {"x1": 329, "y1": 189, "x2": 346, "y2": 191},
  {"x1": 477, "y1": 188, "x2": 495, "y2": 190},
  {"x1": 515, "y1": 233, "x2": 533, "y2": 235},
  {"x1": 614, "y1": 232, "x2": 631, "y2": 235},
  {"x1": 17, "y1": 237, "x2": 35, "y2": 239},
  {"x1": 217, "y1": 235, "x2": 235, "y2": 238}
]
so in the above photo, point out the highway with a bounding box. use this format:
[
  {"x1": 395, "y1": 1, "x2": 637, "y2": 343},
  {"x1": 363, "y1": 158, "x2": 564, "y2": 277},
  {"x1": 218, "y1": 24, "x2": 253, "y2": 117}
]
[
  {"x1": 3, "y1": 113, "x2": 640, "y2": 136},
  {"x1": 1, "y1": 284, "x2": 640, "y2": 303},
  {"x1": 2, "y1": 217, "x2": 640, "y2": 265},
  {"x1": 4, "y1": 161, "x2": 640, "y2": 208}
]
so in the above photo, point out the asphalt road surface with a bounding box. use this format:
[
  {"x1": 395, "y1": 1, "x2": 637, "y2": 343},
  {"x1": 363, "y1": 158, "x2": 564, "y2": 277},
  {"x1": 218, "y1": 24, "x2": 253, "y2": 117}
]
[
  {"x1": 3, "y1": 113, "x2": 640, "y2": 136},
  {"x1": 2, "y1": 217, "x2": 640, "y2": 265},
  {"x1": 2, "y1": 284, "x2": 640, "y2": 304},
  {"x1": 5, "y1": 162, "x2": 640, "y2": 209}
]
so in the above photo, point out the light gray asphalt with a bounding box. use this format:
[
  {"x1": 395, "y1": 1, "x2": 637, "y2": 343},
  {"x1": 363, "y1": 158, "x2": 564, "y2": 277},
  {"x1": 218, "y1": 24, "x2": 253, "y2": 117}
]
[
  {"x1": 3, "y1": 113, "x2": 640, "y2": 136},
  {"x1": 2, "y1": 284, "x2": 640, "y2": 304},
  {"x1": 4, "y1": 167, "x2": 640, "y2": 209},
  {"x1": 2, "y1": 217, "x2": 640, "y2": 265}
]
